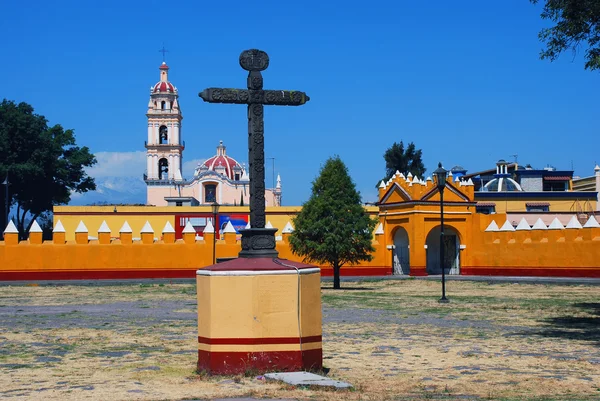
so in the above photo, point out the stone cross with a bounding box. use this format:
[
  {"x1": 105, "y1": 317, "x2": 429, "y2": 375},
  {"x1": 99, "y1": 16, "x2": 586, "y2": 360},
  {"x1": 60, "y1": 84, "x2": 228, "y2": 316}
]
[{"x1": 199, "y1": 49, "x2": 310, "y2": 258}]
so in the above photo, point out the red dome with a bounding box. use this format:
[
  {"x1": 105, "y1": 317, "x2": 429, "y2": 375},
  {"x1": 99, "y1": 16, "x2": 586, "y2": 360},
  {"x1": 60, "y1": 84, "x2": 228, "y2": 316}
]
[
  {"x1": 200, "y1": 141, "x2": 244, "y2": 180},
  {"x1": 153, "y1": 81, "x2": 176, "y2": 93}
]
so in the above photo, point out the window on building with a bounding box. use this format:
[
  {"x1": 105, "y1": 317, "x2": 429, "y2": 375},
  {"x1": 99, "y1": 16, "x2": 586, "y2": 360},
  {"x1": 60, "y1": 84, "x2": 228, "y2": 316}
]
[
  {"x1": 526, "y1": 204, "x2": 550, "y2": 212},
  {"x1": 161, "y1": 101, "x2": 166, "y2": 110},
  {"x1": 205, "y1": 184, "x2": 216, "y2": 203},
  {"x1": 543, "y1": 181, "x2": 568, "y2": 192},
  {"x1": 476, "y1": 205, "x2": 496, "y2": 215},
  {"x1": 175, "y1": 201, "x2": 183, "y2": 207},
  {"x1": 234, "y1": 173, "x2": 240, "y2": 181},
  {"x1": 159, "y1": 125, "x2": 168, "y2": 144}
]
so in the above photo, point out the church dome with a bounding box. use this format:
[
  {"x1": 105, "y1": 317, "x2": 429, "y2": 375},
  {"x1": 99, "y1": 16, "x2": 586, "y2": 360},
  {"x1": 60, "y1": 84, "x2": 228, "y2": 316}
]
[
  {"x1": 152, "y1": 62, "x2": 177, "y2": 94},
  {"x1": 483, "y1": 177, "x2": 523, "y2": 192},
  {"x1": 483, "y1": 159, "x2": 522, "y2": 192},
  {"x1": 196, "y1": 141, "x2": 246, "y2": 181}
]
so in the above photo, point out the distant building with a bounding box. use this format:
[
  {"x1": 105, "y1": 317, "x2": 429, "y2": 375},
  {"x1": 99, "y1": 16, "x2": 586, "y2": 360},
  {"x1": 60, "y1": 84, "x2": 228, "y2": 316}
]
[
  {"x1": 573, "y1": 165, "x2": 600, "y2": 211},
  {"x1": 143, "y1": 62, "x2": 282, "y2": 207},
  {"x1": 458, "y1": 159, "x2": 597, "y2": 224}
]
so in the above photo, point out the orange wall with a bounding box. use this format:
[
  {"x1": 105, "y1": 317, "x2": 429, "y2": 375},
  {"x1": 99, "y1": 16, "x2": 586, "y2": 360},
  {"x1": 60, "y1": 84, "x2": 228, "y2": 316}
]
[{"x1": 1, "y1": 212, "x2": 599, "y2": 279}]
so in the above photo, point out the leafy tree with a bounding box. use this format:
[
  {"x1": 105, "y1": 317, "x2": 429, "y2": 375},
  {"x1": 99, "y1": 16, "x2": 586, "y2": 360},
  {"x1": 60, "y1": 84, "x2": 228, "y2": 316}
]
[
  {"x1": 0, "y1": 99, "x2": 96, "y2": 236},
  {"x1": 531, "y1": 0, "x2": 600, "y2": 71},
  {"x1": 290, "y1": 156, "x2": 377, "y2": 289},
  {"x1": 379, "y1": 141, "x2": 425, "y2": 186}
]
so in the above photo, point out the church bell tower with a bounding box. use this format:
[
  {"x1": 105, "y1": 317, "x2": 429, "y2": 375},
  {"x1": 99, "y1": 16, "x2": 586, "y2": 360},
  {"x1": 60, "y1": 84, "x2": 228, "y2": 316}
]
[{"x1": 144, "y1": 62, "x2": 184, "y2": 182}]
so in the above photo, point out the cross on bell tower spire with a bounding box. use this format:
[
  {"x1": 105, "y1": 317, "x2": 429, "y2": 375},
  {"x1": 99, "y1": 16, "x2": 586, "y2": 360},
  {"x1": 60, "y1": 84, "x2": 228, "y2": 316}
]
[{"x1": 158, "y1": 44, "x2": 169, "y2": 62}]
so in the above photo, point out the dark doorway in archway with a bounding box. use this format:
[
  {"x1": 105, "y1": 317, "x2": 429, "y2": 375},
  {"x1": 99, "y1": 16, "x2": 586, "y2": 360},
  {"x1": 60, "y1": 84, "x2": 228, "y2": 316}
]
[
  {"x1": 393, "y1": 227, "x2": 410, "y2": 275},
  {"x1": 425, "y1": 226, "x2": 460, "y2": 275}
]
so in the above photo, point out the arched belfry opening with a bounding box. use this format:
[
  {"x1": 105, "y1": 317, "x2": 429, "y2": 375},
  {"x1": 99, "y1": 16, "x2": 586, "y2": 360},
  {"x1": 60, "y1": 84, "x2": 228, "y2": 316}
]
[
  {"x1": 392, "y1": 227, "x2": 410, "y2": 275},
  {"x1": 159, "y1": 125, "x2": 168, "y2": 145},
  {"x1": 161, "y1": 101, "x2": 166, "y2": 110},
  {"x1": 425, "y1": 225, "x2": 461, "y2": 275},
  {"x1": 158, "y1": 158, "x2": 169, "y2": 180}
]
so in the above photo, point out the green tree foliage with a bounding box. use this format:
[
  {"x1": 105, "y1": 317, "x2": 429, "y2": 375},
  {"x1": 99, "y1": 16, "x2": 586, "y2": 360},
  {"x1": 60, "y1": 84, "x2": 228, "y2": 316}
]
[
  {"x1": 379, "y1": 141, "x2": 425, "y2": 186},
  {"x1": 290, "y1": 156, "x2": 377, "y2": 289},
  {"x1": 0, "y1": 99, "x2": 96, "y2": 236},
  {"x1": 531, "y1": 0, "x2": 600, "y2": 71}
]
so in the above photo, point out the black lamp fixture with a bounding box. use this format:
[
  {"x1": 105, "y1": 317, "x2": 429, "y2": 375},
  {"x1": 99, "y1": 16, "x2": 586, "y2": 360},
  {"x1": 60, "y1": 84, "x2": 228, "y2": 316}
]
[
  {"x1": 211, "y1": 202, "x2": 220, "y2": 264},
  {"x1": 2, "y1": 173, "x2": 8, "y2": 238},
  {"x1": 433, "y1": 162, "x2": 449, "y2": 303}
]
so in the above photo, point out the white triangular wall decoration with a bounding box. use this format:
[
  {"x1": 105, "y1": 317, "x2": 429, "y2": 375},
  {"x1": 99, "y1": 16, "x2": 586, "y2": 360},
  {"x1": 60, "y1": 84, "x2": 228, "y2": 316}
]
[
  {"x1": 565, "y1": 216, "x2": 583, "y2": 229},
  {"x1": 485, "y1": 220, "x2": 499, "y2": 232},
  {"x1": 583, "y1": 215, "x2": 600, "y2": 228},
  {"x1": 515, "y1": 218, "x2": 531, "y2": 231},
  {"x1": 29, "y1": 220, "x2": 43, "y2": 233},
  {"x1": 547, "y1": 218, "x2": 564, "y2": 230}
]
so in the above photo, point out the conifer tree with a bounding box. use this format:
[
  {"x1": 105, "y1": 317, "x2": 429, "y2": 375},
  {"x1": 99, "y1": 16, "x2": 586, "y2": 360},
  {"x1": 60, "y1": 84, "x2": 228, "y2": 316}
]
[
  {"x1": 290, "y1": 156, "x2": 377, "y2": 289},
  {"x1": 378, "y1": 141, "x2": 425, "y2": 186}
]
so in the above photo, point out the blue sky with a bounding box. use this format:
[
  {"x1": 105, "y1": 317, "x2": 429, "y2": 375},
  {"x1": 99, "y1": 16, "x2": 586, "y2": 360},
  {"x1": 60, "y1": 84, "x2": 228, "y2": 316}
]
[{"x1": 3, "y1": 0, "x2": 599, "y2": 205}]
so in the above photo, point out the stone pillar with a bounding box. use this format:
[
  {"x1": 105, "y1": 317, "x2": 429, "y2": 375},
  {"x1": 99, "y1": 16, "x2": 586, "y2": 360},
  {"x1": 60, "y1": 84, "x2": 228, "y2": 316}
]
[
  {"x1": 98, "y1": 221, "x2": 111, "y2": 245},
  {"x1": 197, "y1": 259, "x2": 322, "y2": 375},
  {"x1": 140, "y1": 221, "x2": 154, "y2": 245},
  {"x1": 53, "y1": 220, "x2": 66, "y2": 244},
  {"x1": 28, "y1": 220, "x2": 43, "y2": 245},
  {"x1": 120, "y1": 221, "x2": 133, "y2": 245},
  {"x1": 75, "y1": 221, "x2": 88, "y2": 244},
  {"x1": 3, "y1": 221, "x2": 19, "y2": 246},
  {"x1": 162, "y1": 221, "x2": 175, "y2": 243},
  {"x1": 182, "y1": 221, "x2": 197, "y2": 244}
]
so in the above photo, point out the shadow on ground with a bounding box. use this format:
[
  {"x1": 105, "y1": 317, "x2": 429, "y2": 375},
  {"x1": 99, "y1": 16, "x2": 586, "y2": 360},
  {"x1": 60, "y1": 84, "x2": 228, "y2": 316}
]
[{"x1": 531, "y1": 302, "x2": 600, "y2": 346}]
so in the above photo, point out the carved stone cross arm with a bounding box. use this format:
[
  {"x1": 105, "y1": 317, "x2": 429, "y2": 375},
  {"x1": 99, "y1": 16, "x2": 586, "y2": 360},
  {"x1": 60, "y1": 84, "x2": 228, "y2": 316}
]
[{"x1": 199, "y1": 89, "x2": 310, "y2": 106}]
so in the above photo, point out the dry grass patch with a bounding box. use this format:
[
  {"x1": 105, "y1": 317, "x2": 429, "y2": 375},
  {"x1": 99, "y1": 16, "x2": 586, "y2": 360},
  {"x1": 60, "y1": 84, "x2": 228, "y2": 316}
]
[{"x1": 0, "y1": 279, "x2": 599, "y2": 400}]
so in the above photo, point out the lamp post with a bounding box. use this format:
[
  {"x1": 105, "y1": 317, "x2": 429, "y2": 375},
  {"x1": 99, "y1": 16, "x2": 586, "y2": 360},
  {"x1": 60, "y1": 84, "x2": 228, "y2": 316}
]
[
  {"x1": 433, "y1": 162, "x2": 449, "y2": 303},
  {"x1": 211, "y1": 202, "x2": 220, "y2": 264},
  {"x1": 2, "y1": 173, "x2": 8, "y2": 237}
]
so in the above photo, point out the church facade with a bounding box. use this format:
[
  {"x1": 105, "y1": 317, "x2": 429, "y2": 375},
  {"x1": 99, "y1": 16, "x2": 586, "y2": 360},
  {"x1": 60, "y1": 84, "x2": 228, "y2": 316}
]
[{"x1": 144, "y1": 62, "x2": 281, "y2": 207}]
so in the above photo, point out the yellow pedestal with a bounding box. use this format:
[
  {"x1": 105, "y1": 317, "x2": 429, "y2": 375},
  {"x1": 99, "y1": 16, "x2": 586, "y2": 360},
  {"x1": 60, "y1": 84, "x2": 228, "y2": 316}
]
[{"x1": 196, "y1": 258, "x2": 322, "y2": 375}]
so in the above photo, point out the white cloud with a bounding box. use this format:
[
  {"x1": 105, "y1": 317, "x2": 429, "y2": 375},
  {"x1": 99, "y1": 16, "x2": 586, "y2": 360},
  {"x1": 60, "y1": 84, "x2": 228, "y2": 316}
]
[
  {"x1": 182, "y1": 158, "x2": 206, "y2": 180},
  {"x1": 87, "y1": 151, "x2": 147, "y2": 178}
]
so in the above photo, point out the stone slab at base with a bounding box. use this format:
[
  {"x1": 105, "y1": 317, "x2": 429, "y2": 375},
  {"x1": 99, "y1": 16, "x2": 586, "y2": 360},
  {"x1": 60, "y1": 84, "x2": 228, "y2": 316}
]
[
  {"x1": 197, "y1": 257, "x2": 322, "y2": 375},
  {"x1": 264, "y1": 371, "x2": 353, "y2": 389}
]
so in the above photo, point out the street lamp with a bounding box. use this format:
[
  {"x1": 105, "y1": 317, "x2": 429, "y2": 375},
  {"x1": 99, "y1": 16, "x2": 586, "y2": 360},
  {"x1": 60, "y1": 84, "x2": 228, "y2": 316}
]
[
  {"x1": 2, "y1": 174, "x2": 8, "y2": 237},
  {"x1": 433, "y1": 162, "x2": 449, "y2": 303},
  {"x1": 211, "y1": 202, "x2": 220, "y2": 264}
]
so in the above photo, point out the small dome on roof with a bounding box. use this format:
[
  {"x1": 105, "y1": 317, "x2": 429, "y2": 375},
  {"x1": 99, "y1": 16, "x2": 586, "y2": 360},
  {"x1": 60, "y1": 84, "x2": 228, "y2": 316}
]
[
  {"x1": 484, "y1": 177, "x2": 523, "y2": 192},
  {"x1": 196, "y1": 141, "x2": 246, "y2": 181}
]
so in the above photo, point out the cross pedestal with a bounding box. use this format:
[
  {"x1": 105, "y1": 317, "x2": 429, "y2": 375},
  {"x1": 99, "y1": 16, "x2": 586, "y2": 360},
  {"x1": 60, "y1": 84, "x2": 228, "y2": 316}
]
[{"x1": 196, "y1": 49, "x2": 321, "y2": 375}]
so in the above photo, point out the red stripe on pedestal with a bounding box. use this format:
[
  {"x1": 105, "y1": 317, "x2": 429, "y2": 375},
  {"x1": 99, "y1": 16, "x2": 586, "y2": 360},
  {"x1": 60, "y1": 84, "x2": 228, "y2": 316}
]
[
  {"x1": 198, "y1": 335, "x2": 322, "y2": 345},
  {"x1": 197, "y1": 348, "x2": 322, "y2": 375}
]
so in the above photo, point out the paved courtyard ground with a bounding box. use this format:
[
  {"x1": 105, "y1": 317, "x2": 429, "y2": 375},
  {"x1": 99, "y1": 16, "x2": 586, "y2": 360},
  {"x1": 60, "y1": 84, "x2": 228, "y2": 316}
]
[{"x1": 0, "y1": 278, "x2": 599, "y2": 400}]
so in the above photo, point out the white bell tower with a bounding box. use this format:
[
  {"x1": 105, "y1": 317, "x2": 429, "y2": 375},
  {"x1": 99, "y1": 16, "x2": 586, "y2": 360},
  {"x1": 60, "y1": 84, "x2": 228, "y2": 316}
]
[{"x1": 144, "y1": 62, "x2": 184, "y2": 182}]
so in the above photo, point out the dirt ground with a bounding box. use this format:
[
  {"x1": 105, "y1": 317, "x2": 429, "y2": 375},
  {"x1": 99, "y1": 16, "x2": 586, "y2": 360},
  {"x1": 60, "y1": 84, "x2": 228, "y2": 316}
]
[{"x1": 0, "y1": 279, "x2": 599, "y2": 401}]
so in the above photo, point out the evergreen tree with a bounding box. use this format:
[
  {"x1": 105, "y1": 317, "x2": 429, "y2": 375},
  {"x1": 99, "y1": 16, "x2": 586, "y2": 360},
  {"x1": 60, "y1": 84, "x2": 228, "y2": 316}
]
[
  {"x1": 290, "y1": 156, "x2": 377, "y2": 289},
  {"x1": 531, "y1": 0, "x2": 600, "y2": 71},
  {"x1": 0, "y1": 99, "x2": 96, "y2": 236},
  {"x1": 378, "y1": 141, "x2": 425, "y2": 186}
]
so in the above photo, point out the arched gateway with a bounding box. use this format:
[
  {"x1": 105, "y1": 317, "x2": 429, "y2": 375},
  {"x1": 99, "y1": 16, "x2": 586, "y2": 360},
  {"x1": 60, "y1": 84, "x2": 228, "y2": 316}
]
[
  {"x1": 425, "y1": 226, "x2": 461, "y2": 275},
  {"x1": 392, "y1": 227, "x2": 410, "y2": 275},
  {"x1": 376, "y1": 169, "x2": 475, "y2": 276}
]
